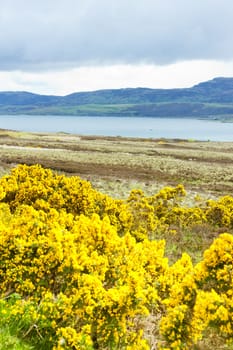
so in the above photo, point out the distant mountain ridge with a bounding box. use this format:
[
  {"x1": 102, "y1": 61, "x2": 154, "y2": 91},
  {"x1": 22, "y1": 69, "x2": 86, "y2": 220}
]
[{"x1": 0, "y1": 77, "x2": 233, "y2": 118}]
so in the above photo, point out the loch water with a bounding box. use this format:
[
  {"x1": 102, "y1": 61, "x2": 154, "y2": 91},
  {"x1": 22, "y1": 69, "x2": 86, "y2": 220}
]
[{"x1": 0, "y1": 115, "x2": 233, "y2": 141}]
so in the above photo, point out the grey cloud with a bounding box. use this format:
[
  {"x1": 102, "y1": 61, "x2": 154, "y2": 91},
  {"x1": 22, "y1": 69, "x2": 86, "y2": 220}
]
[{"x1": 0, "y1": 0, "x2": 233, "y2": 71}]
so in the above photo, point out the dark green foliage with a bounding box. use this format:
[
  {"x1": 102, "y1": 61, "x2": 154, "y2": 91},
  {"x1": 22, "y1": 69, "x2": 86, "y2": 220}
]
[{"x1": 1, "y1": 77, "x2": 233, "y2": 118}]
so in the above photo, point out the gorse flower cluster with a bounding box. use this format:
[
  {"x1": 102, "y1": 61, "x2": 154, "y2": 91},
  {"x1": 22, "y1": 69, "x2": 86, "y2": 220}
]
[{"x1": 0, "y1": 164, "x2": 232, "y2": 349}]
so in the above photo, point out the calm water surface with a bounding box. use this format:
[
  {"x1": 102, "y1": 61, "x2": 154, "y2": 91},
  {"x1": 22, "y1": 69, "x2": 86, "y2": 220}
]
[{"x1": 0, "y1": 115, "x2": 233, "y2": 141}]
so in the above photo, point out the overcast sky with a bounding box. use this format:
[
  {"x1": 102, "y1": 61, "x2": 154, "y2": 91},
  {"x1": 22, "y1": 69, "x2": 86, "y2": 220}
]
[{"x1": 1, "y1": 0, "x2": 233, "y2": 95}]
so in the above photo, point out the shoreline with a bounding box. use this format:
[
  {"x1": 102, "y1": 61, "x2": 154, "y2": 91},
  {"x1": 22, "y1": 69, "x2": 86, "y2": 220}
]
[{"x1": 1, "y1": 115, "x2": 233, "y2": 141}]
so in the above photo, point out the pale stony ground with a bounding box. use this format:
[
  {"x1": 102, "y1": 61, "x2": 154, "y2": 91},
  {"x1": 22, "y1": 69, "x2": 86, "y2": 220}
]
[{"x1": 0, "y1": 129, "x2": 233, "y2": 202}]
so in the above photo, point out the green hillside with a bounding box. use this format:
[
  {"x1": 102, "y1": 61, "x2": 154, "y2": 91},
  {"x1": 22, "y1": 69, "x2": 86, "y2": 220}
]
[{"x1": 0, "y1": 77, "x2": 233, "y2": 118}]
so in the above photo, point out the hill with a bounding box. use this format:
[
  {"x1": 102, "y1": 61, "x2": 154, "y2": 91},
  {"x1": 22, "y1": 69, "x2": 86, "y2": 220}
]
[{"x1": 0, "y1": 77, "x2": 233, "y2": 118}]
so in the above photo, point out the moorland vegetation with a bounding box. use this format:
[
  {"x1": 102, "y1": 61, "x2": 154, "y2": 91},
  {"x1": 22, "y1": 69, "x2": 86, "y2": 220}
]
[{"x1": 0, "y1": 163, "x2": 232, "y2": 349}]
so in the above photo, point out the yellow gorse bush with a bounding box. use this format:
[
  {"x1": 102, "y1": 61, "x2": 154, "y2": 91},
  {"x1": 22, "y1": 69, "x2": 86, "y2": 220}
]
[
  {"x1": 160, "y1": 233, "x2": 233, "y2": 349},
  {"x1": 0, "y1": 164, "x2": 232, "y2": 349}
]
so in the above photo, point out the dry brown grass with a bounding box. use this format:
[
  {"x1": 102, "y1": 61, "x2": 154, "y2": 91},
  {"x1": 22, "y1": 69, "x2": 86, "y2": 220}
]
[{"x1": 0, "y1": 129, "x2": 233, "y2": 199}]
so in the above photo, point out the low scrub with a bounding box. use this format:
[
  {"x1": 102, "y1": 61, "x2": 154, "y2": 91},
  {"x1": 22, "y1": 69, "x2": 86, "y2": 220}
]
[{"x1": 0, "y1": 164, "x2": 232, "y2": 349}]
